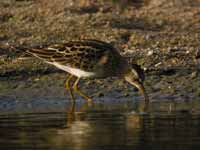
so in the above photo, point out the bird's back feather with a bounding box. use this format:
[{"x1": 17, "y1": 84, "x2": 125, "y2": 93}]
[{"x1": 26, "y1": 39, "x2": 126, "y2": 77}]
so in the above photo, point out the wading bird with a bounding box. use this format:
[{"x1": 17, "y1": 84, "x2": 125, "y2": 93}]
[{"x1": 25, "y1": 39, "x2": 149, "y2": 105}]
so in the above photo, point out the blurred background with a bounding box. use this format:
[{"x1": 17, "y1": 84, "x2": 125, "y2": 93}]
[{"x1": 1, "y1": 0, "x2": 200, "y2": 46}]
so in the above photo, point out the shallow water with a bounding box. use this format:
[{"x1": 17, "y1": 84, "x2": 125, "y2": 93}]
[{"x1": 0, "y1": 99, "x2": 200, "y2": 150}]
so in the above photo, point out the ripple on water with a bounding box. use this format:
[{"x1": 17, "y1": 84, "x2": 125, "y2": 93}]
[{"x1": 0, "y1": 102, "x2": 199, "y2": 150}]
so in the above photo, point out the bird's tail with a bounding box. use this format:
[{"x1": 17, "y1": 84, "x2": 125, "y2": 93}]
[
  {"x1": 0, "y1": 43, "x2": 33, "y2": 60},
  {"x1": 14, "y1": 46, "x2": 33, "y2": 60}
]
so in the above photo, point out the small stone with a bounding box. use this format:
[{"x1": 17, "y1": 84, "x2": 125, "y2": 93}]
[
  {"x1": 155, "y1": 62, "x2": 162, "y2": 67},
  {"x1": 147, "y1": 50, "x2": 154, "y2": 56},
  {"x1": 34, "y1": 78, "x2": 40, "y2": 81},
  {"x1": 168, "y1": 86, "x2": 172, "y2": 89},
  {"x1": 143, "y1": 67, "x2": 147, "y2": 71},
  {"x1": 190, "y1": 71, "x2": 198, "y2": 79}
]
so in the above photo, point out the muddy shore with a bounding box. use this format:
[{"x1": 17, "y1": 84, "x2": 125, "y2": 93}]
[{"x1": 0, "y1": 0, "x2": 200, "y2": 106}]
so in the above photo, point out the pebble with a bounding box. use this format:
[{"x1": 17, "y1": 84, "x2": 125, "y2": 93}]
[
  {"x1": 190, "y1": 71, "x2": 198, "y2": 79},
  {"x1": 154, "y1": 62, "x2": 162, "y2": 67},
  {"x1": 147, "y1": 50, "x2": 154, "y2": 56}
]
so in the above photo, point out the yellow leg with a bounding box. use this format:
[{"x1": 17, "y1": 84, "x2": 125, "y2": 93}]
[
  {"x1": 73, "y1": 78, "x2": 93, "y2": 104},
  {"x1": 65, "y1": 74, "x2": 75, "y2": 112}
]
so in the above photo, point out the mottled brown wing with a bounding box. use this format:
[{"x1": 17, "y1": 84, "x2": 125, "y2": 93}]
[
  {"x1": 27, "y1": 45, "x2": 70, "y2": 64},
  {"x1": 26, "y1": 40, "x2": 116, "y2": 72}
]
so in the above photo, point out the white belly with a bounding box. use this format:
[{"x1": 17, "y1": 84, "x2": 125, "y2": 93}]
[{"x1": 49, "y1": 62, "x2": 95, "y2": 78}]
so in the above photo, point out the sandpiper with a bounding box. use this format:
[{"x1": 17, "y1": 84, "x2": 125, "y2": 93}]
[{"x1": 26, "y1": 39, "x2": 149, "y2": 104}]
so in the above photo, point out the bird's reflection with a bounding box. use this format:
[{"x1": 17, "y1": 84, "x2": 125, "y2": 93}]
[
  {"x1": 66, "y1": 98, "x2": 150, "y2": 127},
  {"x1": 66, "y1": 100, "x2": 91, "y2": 127},
  {"x1": 50, "y1": 100, "x2": 149, "y2": 150},
  {"x1": 0, "y1": 101, "x2": 199, "y2": 150}
]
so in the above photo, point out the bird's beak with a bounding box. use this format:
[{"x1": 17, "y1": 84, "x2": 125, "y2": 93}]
[{"x1": 127, "y1": 80, "x2": 149, "y2": 104}]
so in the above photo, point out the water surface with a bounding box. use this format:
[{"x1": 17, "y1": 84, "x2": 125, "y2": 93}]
[{"x1": 0, "y1": 100, "x2": 199, "y2": 150}]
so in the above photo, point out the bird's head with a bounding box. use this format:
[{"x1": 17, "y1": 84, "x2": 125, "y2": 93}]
[{"x1": 124, "y1": 64, "x2": 149, "y2": 103}]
